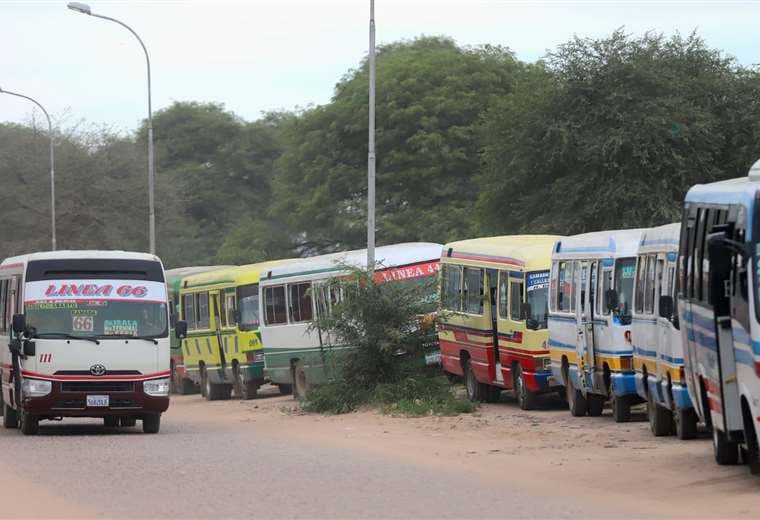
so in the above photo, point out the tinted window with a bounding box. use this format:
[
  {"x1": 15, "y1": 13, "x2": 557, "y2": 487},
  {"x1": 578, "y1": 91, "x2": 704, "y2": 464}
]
[
  {"x1": 197, "y1": 292, "x2": 210, "y2": 329},
  {"x1": 510, "y1": 279, "x2": 524, "y2": 321},
  {"x1": 463, "y1": 268, "x2": 483, "y2": 315},
  {"x1": 289, "y1": 283, "x2": 313, "y2": 323},
  {"x1": 238, "y1": 284, "x2": 260, "y2": 331},
  {"x1": 264, "y1": 286, "x2": 287, "y2": 325}
]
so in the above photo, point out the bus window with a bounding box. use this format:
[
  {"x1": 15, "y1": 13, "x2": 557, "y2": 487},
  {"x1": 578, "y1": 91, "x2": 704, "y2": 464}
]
[
  {"x1": 197, "y1": 293, "x2": 210, "y2": 329},
  {"x1": 225, "y1": 292, "x2": 236, "y2": 326},
  {"x1": 0, "y1": 279, "x2": 6, "y2": 333},
  {"x1": 557, "y1": 261, "x2": 573, "y2": 313},
  {"x1": 442, "y1": 265, "x2": 462, "y2": 311},
  {"x1": 549, "y1": 262, "x2": 558, "y2": 312},
  {"x1": 463, "y1": 268, "x2": 483, "y2": 315},
  {"x1": 498, "y1": 272, "x2": 509, "y2": 319},
  {"x1": 183, "y1": 294, "x2": 196, "y2": 330},
  {"x1": 510, "y1": 278, "x2": 524, "y2": 321},
  {"x1": 614, "y1": 258, "x2": 636, "y2": 321},
  {"x1": 289, "y1": 283, "x2": 313, "y2": 323},
  {"x1": 237, "y1": 284, "x2": 259, "y2": 330},
  {"x1": 644, "y1": 256, "x2": 656, "y2": 315},
  {"x1": 264, "y1": 286, "x2": 288, "y2": 325},
  {"x1": 219, "y1": 293, "x2": 227, "y2": 328},
  {"x1": 635, "y1": 256, "x2": 646, "y2": 314},
  {"x1": 598, "y1": 266, "x2": 612, "y2": 316}
]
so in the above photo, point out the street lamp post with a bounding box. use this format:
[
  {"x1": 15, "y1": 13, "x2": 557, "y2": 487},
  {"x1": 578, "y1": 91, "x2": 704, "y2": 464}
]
[
  {"x1": 0, "y1": 87, "x2": 56, "y2": 251},
  {"x1": 67, "y1": 2, "x2": 156, "y2": 255},
  {"x1": 367, "y1": 0, "x2": 376, "y2": 272}
]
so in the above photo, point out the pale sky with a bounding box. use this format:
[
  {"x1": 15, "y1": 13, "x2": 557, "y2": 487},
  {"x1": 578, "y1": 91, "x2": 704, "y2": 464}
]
[{"x1": 2, "y1": 0, "x2": 760, "y2": 132}]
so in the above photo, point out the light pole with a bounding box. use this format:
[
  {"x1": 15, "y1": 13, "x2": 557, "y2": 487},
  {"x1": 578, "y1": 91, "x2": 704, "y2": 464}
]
[
  {"x1": 67, "y1": 2, "x2": 156, "y2": 255},
  {"x1": 367, "y1": 0, "x2": 376, "y2": 272},
  {"x1": 0, "y1": 87, "x2": 56, "y2": 251}
]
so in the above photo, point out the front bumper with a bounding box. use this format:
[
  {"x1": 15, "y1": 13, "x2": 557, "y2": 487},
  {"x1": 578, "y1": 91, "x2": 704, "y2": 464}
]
[{"x1": 22, "y1": 379, "x2": 170, "y2": 418}]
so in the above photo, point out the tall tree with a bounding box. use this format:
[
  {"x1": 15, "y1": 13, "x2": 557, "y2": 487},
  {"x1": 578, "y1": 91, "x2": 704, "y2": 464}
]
[
  {"x1": 272, "y1": 36, "x2": 522, "y2": 253},
  {"x1": 477, "y1": 30, "x2": 760, "y2": 236}
]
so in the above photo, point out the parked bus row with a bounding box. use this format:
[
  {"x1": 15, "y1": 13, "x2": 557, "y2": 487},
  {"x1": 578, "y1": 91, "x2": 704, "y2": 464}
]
[
  {"x1": 436, "y1": 164, "x2": 760, "y2": 475},
  {"x1": 166, "y1": 243, "x2": 442, "y2": 401}
]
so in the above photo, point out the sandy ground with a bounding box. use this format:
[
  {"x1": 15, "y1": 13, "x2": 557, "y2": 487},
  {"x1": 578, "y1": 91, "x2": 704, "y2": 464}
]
[{"x1": 0, "y1": 386, "x2": 758, "y2": 519}]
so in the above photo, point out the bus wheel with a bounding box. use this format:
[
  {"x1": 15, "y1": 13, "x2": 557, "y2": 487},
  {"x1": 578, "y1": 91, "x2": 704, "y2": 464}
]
[
  {"x1": 205, "y1": 377, "x2": 232, "y2": 401},
  {"x1": 3, "y1": 403, "x2": 18, "y2": 429},
  {"x1": 586, "y1": 395, "x2": 604, "y2": 417},
  {"x1": 567, "y1": 376, "x2": 587, "y2": 417},
  {"x1": 513, "y1": 366, "x2": 536, "y2": 410},
  {"x1": 612, "y1": 396, "x2": 631, "y2": 423},
  {"x1": 277, "y1": 384, "x2": 293, "y2": 395},
  {"x1": 463, "y1": 359, "x2": 484, "y2": 402},
  {"x1": 120, "y1": 417, "x2": 137, "y2": 427},
  {"x1": 104, "y1": 416, "x2": 120, "y2": 427},
  {"x1": 648, "y1": 399, "x2": 673, "y2": 436},
  {"x1": 20, "y1": 413, "x2": 39, "y2": 435},
  {"x1": 293, "y1": 361, "x2": 309, "y2": 400},
  {"x1": 674, "y1": 408, "x2": 698, "y2": 440},
  {"x1": 713, "y1": 428, "x2": 739, "y2": 465},
  {"x1": 142, "y1": 414, "x2": 161, "y2": 434}
]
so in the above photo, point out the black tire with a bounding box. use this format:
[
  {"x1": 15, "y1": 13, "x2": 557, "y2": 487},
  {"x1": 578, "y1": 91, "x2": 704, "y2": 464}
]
[
  {"x1": 567, "y1": 374, "x2": 588, "y2": 417},
  {"x1": 120, "y1": 417, "x2": 137, "y2": 428},
  {"x1": 205, "y1": 374, "x2": 232, "y2": 401},
  {"x1": 612, "y1": 396, "x2": 631, "y2": 423},
  {"x1": 277, "y1": 383, "x2": 293, "y2": 395},
  {"x1": 484, "y1": 385, "x2": 501, "y2": 404},
  {"x1": 586, "y1": 394, "x2": 604, "y2": 417},
  {"x1": 648, "y1": 399, "x2": 673, "y2": 437},
  {"x1": 713, "y1": 428, "x2": 739, "y2": 465},
  {"x1": 293, "y1": 361, "x2": 309, "y2": 400},
  {"x1": 104, "y1": 416, "x2": 120, "y2": 427},
  {"x1": 743, "y1": 413, "x2": 760, "y2": 475},
  {"x1": 20, "y1": 412, "x2": 38, "y2": 435},
  {"x1": 513, "y1": 365, "x2": 536, "y2": 410},
  {"x1": 142, "y1": 413, "x2": 161, "y2": 434},
  {"x1": 3, "y1": 403, "x2": 18, "y2": 429},
  {"x1": 463, "y1": 359, "x2": 485, "y2": 402},
  {"x1": 675, "y1": 408, "x2": 698, "y2": 440}
]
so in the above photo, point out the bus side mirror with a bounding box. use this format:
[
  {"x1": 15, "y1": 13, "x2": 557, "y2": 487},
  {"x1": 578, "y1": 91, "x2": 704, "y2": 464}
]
[
  {"x1": 175, "y1": 320, "x2": 188, "y2": 340},
  {"x1": 12, "y1": 314, "x2": 26, "y2": 336},
  {"x1": 23, "y1": 340, "x2": 35, "y2": 357},
  {"x1": 605, "y1": 290, "x2": 618, "y2": 312},
  {"x1": 658, "y1": 295, "x2": 674, "y2": 319}
]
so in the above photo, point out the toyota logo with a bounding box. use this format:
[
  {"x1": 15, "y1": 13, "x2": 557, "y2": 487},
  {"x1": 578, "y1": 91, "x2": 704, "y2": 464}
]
[{"x1": 90, "y1": 364, "x2": 107, "y2": 376}]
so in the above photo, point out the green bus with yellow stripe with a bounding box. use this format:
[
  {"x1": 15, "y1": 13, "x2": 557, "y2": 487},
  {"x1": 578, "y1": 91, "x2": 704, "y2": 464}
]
[{"x1": 178, "y1": 261, "x2": 293, "y2": 400}]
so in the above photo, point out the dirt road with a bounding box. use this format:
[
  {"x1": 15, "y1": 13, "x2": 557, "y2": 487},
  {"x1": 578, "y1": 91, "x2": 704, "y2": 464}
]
[{"x1": 0, "y1": 388, "x2": 757, "y2": 519}]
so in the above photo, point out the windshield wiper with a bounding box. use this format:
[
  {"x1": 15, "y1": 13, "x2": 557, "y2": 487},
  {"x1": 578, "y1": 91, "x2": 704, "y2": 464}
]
[
  {"x1": 102, "y1": 334, "x2": 158, "y2": 345},
  {"x1": 32, "y1": 332, "x2": 100, "y2": 345}
]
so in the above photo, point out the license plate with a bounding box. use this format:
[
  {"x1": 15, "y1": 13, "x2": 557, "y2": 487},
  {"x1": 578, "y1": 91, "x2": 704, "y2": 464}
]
[{"x1": 87, "y1": 395, "x2": 109, "y2": 407}]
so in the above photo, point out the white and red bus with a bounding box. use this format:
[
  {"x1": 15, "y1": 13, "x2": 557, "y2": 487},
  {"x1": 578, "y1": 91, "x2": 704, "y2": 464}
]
[{"x1": 0, "y1": 251, "x2": 180, "y2": 435}]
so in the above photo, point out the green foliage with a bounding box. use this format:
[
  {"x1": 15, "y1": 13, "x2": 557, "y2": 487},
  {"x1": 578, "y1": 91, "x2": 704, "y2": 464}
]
[
  {"x1": 374, "y1": 373, "x2": 477, "y2": 416},
  {"x1": 273, "y1": 36, "x2": 521, "y2": 253},
  {"x1": 300, "y1": 379, "x2": 371, "y2": 414},
  {"x1": 477, "y1": 30, "x2": 760, "y2": 236}
]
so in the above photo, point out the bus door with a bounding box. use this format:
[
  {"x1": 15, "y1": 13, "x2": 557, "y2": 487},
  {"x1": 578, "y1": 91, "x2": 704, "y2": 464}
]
[
  {"x1": 586, "y1": 261, "x2": 598, "y2": 386},
  {"x1": 485, "y1": 269, "x2": 501, "y2": 383},
  {"x1": 681, "y1": 206, "x2": 704, "y2": 420},
  {"x1": 575, "y1": 261, "x2": 592, "y2": 392},
  {"x1": 708, "y1": 208, "x2": 743, "y2": 437},
  {"x1": 211, "y1": 291, "x2": 228, "y2": 381},
  {"x1": 655, "y1": 254, "x2": 670, "y2": 393}
]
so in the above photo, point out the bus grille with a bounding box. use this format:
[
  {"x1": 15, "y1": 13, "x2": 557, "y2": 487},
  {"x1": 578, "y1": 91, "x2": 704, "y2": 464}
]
[{"x1": 60, "y1": 382, "x2": 135, "y2": 393}]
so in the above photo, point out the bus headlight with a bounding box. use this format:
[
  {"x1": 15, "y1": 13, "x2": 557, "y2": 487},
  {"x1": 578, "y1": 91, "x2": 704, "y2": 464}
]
[
  {"x1": 22, "y1": 379, "x2": 52, "y2": 397},
  {"x1": 143, "y1": 378, "x2": 170, "y2": 397}
]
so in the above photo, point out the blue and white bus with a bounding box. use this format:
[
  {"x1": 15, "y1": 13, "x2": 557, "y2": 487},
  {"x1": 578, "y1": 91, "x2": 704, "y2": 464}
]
[
  {"x1": 632, "y1": 223, "x2": 699, "y2": 439},
  {"x1": 678, "y1": 163, "x2": 760, "y2": 473}
]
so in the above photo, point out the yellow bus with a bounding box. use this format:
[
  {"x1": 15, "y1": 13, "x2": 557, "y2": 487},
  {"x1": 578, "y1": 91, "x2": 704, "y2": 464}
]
[
  {"x1": 439, "y1": 235, "x2": 561, "y2": 409},
  {"x1": 178, "y1": 261, "x2": 292, "y2": 400}
]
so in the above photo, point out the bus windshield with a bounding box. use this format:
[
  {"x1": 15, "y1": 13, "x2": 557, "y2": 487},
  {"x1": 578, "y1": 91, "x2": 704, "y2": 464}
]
[
  {"x1": 24, "y1": 279, "x2": 168, "y2": 338},
  {"x1": 526, "y1": 270, "x2": 550, "y2": 329},
  {"x1": 614, "y1": 258, "x2": 636, "y2": 323}
]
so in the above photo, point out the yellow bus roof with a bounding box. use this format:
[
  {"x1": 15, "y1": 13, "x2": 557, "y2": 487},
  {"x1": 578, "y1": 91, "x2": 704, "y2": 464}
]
[
  {"x1": 441, "y1": 235, "x2": 561, "y2": 271},
  {"x1": 180, "y1": 259, "x2": 296, "y2": 292}
]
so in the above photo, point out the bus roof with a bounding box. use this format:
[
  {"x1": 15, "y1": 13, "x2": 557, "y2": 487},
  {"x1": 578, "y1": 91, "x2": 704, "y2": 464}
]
[
  {"x1": 441, "y1": 235, "x2": 560, "y2": 271},
  {"x1": 554, "y1": 228, "x2": 644, "y2": 260},
  {"x1": 685, "y1": 176, "x2": 759, "y2": 209},
  {"x1": 165, "y1": 266, "x2": 233, "y2": 291},
  {"x1": 1, "y1": 250, "x2": 161, "y2": 267},
  {"x1": 638, "y1": 223, "x2": 680, "y2": 255},
  {"x1": 261, "y1": 242, "x2": 443, "y2": 284},
  {"x1": 180, "y1": 259, "x2": 296, "y2": 291}
]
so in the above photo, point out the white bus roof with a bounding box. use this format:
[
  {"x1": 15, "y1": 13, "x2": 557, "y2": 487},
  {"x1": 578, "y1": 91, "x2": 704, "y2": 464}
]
[
  {"x1": 638, "y1": 223, "x2": 680, "y2": 255},
  {"x1": 261, "y1": 242, "x2": 442, "y2": 284},
  {"x1": 685, "y1": 176, "x2": 759, "y2": 208},
  {"x1": 553, "y1": 229, "x2": 644, "y2": 260},
  {"x1": 1, "y1": 250, "x2": 162, "y2": 267}
]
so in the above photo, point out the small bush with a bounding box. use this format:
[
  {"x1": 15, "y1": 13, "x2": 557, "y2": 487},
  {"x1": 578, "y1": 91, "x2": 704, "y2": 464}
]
[
  {"x1": 300, "y1": 379, "x2": 371, "y2": 414},
  {"x1": 374, "y1": 375, "x2": 478, "y2": 417}
]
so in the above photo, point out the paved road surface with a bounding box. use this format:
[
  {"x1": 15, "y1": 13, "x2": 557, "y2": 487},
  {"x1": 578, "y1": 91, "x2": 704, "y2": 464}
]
[{"x1": 0, "y1": 391, "x2": 757, "y2": 519}]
